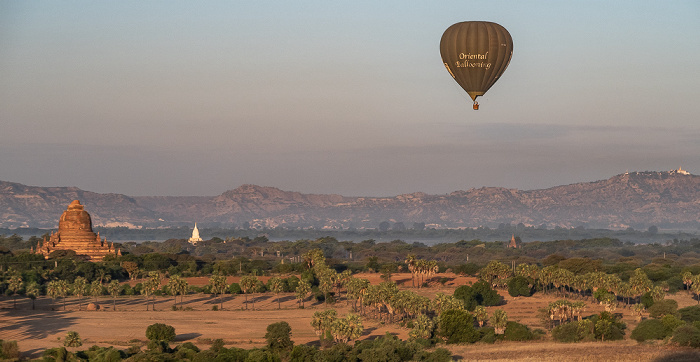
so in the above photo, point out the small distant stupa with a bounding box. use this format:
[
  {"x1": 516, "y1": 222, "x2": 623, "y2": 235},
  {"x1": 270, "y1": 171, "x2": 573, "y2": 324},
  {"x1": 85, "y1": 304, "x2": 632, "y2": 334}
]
[
  {"x1": 34, "y1": 200, "x2": 119, "y2": 261},
  {"x1": 507, "y1": 234, "x2": 521, "y2": 249},
  {"x1": 188, "y1": 223, "x2": 203, "y2": 245}
]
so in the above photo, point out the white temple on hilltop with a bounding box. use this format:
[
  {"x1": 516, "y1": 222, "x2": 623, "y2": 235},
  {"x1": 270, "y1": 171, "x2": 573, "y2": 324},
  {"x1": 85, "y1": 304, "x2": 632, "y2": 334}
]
[
  {"x1": 671, "y1": 167, "x2": 690, "y2": 175},
  {"x1": 188, "y1": 223, "x2": 203, "y2": 245}
]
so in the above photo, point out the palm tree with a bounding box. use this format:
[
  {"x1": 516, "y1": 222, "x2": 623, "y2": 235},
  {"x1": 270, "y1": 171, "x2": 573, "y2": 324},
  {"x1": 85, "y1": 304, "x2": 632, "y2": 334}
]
[
  {"x1": 46, "y1": 280, "x2": 60, "y2": 310},
  {"x1": 72, "y1": 276, "x2": 88, "y2": 311},
  {"x1": 107, "y1": 280, "x2": 121, "y2": 311},
  {"x1": 57, "y1": 280, "x2": 70, "y2": 310},
  {"x1": 490, "y1": 309, "x2": 508, "y2": 335},
  {"x1": 268, "y1": 277, "x2": 284, "y2": 309},
  {"x1": 144, "y1": 271, "x2": 161, "y2": 311},
  {"x1": 8, "y1": 272, "x2": 22, "y2": 309},
  {"x1": 89, "y1": 280, "x2": 103, "y2": 306},
  {"x1": 209, "y1": 274, "x2": 228, "y2": 310},
  {"x1": 295, "y1": 279, "x2": 311, "y2": 309},
  {"x1": 240, "y1": 275, "x2": 258, "y2": 310},
  {"x1": 404, "y1": 254, "x2": 417, "y2": 287},
  {"x1": 474, "y1": 306, "x2": 488, "y2": 327},
  {"x1": 26, "y1": 282, "x2": 40, "y2": 310}
]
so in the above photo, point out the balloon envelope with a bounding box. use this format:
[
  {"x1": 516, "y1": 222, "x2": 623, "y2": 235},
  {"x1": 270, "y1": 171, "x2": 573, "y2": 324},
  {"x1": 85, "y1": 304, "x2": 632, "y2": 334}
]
[{"x1": 440, "y1": 21, "x2": 513, "y2": 102}]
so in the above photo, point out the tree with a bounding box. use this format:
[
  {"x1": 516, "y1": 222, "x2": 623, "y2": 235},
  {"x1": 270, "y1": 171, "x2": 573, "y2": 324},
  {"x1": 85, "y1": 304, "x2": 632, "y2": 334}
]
[
  {"x1": 209, "y1": 274, "x2": 228, "y2": 310},
  {"x1": 473, "y1": 306, "x2": 488, "y2": 327},
  {"x1": 490, "y1": 309, "x2": 508, "y2": 335},
  {"x1": 311, "y1": 309, "x2": 337, "y2": 345},
  {"x1": 107, "y1": 280, "x2": 122, "y2": 311},
  {"x1": 64, "y1": 331, "x2": 82, "y2": 348},
  {"x1": 409, "y1": 314, "x2": 434, "y2": 340},
  {"x1": 268, "y1": 277, "x2": 284, "y2": 309},
  {"x1": 72, "y1": 276, "x2": 88, "y2": 311},
  {"x1": 295, "y1": 279, "x2": 311, "y2": 309},
  {"x1": 8, "y1": 272, "x2": 22, "y2": 309},
  {"x1": 507, "y1": 276, "x2": 532, "y2": 297},
  {"x1": 89, "y1": 280, "x2": 103, "y2": 305},
  {"x1": 25, "y1": 281, "x2": 40, "y2": 310},
  {"x1": 143, "y1": 271, "x2": 161, "y2": 311},
  {"x1": 46, "y1": 280, "x2": 60, "y2": 310},
  {"x1": 146, "y1": 323, "x2": 176, "y2": 342},
  {"x1": 265, "y1": 321, "x2": 293, "y2": 352},
  {"x1": 57, "y1": 279, "x2": 70, "y2": 310},
  {"x1": 330, "y1": 314, "x2": 364, "y2": 344},
  {"x1": 437, "y1": 309, "x2": 478, "y2": 344},
  {"x1": 122, "y1": 261, "x2": 139, "y2": 281},
  {"x1": 167, "y1": 275, "x2": 189, "y2": 309},
  {"x1": 240, "y1": 275, "x2": 258, "y2": 310}
]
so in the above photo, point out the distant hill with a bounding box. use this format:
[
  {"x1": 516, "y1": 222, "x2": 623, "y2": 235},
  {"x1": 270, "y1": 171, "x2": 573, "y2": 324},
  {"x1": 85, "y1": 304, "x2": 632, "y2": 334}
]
[{"x1": 1, "y1": 170, "x2": 699, "y2": 230}]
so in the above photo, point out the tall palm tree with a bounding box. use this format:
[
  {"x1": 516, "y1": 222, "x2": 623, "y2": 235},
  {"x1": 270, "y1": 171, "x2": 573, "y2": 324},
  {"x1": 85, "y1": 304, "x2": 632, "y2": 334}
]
[
  {"x1": 72, "y1": 277, "x2": 88, "y2": 311},
  {"x1": 295, "y1": 279, "x2": 311, "y2": 309},
  {"x1": 240, "y1": 275, "x2": 258, "y2": 310},
  {"x1": 268, "y1": 277, "x2": 284, "y2": 309},
  {"x1": 26, "y1": 282, "x2": 40, "y2": 310},
  {"x1": 57, "y1": 280, "x2": 70, "y2": 310},
  {"x1": 89, "y1": 280, "x2": 103, "y2": 305},
  {"x1": 8, "y1": 273, "x2": 22, "y2": 309},
  {"x1": 46, "y1": 280, "x2": 60, "y2": 310},
  {"x1": 107, "y1": 280, "x2": 121, "y2": 311},
  {"x1": 209, "y1": 274, "x2": 228, "y2": 310}
]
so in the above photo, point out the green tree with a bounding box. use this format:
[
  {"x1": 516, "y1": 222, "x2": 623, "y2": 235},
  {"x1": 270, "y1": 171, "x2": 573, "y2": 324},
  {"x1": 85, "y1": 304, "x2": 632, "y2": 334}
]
[
  {"x1": 107, "y1": 280, "x2": 122, "y2": 311},
  {"x1": 490, "y1": 309, "x2": 508, "y2": 335},
  {"x1": 72, "y1": 276, "x2": 88, "y2": 311},
  {"x1": 240, "y1": 275, "x2": 258, "y2": 310},
  {"x1": 265, "y1": 321, "x2": 293, "y2": 352},
  {"x1": 64, "y1": 331, "x2": 82, "y2": 348},
  {"x1": 25, "y1": 281, "x2": 40, "y2": 310},
  {"x1": 311, "y1": 309, "x2": 337, "y2": 345},
  {"x1": 295, "y1": 279, "x2": 311, "y2": 309},
  {"x1": 268, "y1": 276, "x2": 284, "y2": 309},
  {"x1": 437, "y1": 309, "x2": 478, "y2": 344},
  {"x1": 473, "y1": 305, "x2": 489, "y2": 327},
  {"x1": 57, "y1": 279, "x2": 70, "y2": 310},
  {"x1": 209, "y1": 274, "x2": 228, "y2": 310},
  {"x1": 146, "y1": 323, "x2": 176, "y2": 342},
  {"x1": 8, "y1": 272, "x2": 22, "y2": 309},
  {"x1": 89, "y1": 280, "x2": 103, "y2": 305}
]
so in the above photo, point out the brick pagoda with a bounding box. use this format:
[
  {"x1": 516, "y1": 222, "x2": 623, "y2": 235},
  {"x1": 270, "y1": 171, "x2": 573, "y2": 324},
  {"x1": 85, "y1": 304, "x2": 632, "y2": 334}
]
[{"x1": 34, "y1": 200, "x2": 119, "y2": 261}]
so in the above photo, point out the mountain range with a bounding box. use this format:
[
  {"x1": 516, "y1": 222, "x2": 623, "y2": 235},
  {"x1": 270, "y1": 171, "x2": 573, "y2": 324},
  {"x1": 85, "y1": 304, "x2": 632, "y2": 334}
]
[{"x1": 1, "y1": 170, "x2": 699, "y2": 230}]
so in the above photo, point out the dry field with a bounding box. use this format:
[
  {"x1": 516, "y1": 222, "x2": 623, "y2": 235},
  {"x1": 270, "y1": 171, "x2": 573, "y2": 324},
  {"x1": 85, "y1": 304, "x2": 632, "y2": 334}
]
[{"x1": 2, "y1": 272, "x2": 699, "y2": 361}]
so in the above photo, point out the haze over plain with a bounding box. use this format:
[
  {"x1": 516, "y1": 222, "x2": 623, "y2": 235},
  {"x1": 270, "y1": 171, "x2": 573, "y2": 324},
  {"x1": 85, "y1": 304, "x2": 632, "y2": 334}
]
[{"x1": 1, "y1": 1, "x2": 699, "y2": 197}]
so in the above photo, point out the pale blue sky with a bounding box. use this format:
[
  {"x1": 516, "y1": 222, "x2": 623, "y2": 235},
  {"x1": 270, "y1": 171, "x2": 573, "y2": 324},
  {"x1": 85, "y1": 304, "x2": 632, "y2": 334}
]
[{"x1": 1, "y1": 1, "x2": 699, "y2": 196}]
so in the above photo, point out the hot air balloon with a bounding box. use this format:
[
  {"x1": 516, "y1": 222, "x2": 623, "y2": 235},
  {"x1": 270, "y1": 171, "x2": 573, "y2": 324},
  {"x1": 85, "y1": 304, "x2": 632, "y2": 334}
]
[{"x1": 440, "y1": 21, "x2": 513, "y2": 110}]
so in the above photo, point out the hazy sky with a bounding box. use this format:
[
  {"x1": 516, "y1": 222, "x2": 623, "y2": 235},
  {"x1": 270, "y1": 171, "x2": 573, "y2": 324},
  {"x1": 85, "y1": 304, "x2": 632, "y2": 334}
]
[{"x1": 1, "y1": 1, "x2": 699, "y2": 197}]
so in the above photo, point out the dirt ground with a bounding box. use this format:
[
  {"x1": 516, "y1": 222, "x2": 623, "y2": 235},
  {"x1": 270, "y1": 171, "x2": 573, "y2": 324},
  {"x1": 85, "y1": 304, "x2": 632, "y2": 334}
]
[{"x1": 1, "y1": 272, "x2": 698, "y2": 360}]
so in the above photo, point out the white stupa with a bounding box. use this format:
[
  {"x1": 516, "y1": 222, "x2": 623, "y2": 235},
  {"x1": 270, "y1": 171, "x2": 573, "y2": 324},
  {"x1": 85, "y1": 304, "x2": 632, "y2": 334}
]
[{"x1": 188, "y1": 223, "x2": 203, "y2": 245}]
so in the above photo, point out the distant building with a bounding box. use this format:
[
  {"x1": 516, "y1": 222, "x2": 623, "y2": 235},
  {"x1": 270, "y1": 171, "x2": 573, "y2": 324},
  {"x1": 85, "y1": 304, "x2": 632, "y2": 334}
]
[
  {"x1": 671, "y1": 167, "x2": 690, "y2": 175},
  {"x1": 507, "y1": 234, "x2": 521, "y2": 248},
  {"x1": 188, "y1": 223, "x2": 203, "y2": 245},
  {"x1": 34, "y1": 200, "x2": 119, "y2": 261}
]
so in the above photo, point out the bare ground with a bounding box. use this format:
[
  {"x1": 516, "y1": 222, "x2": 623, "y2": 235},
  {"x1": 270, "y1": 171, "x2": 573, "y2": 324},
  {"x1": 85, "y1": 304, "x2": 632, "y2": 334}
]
[{"x1": 1, "y1": 273, "x2": 698, "y2": 361}]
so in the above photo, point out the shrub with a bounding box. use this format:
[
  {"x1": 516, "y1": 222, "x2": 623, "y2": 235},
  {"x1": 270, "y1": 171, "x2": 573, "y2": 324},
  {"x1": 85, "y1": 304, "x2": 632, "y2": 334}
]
[
  {"x1": 0, "y1": 340, "x2": 19, "y2": 360},
  {"x1": 672, "y1": 324, "x2": 700, "y2": 348},
  {"x1": 290, "y1": 344, "x2": 318, "y2": 362},
  {"x1": 64, "y1": 331, "x2": 82, "y2": 347},
  {"x1": 592, "y1": 311, "x2": 626, "y2": 341},
  {"x1": 679, "y1": 305, "x2": 700, "y2": 323},
  {"x1": 436, "y1": 309, "x2": 479, "y2": 344},
  {"x1": 454, "y1": 281, "x2": 501, "y2": 311},
  {"x1": 229, "y1": 283, "x2": 242, "y2": 294},
  {"x1": 552, "y1": 320, "x2": 595, "y2": 343},
  {"x1": 631, "y1": 319, "x2": 670, "y2": 342},
  {"x1": 146, "y1": 323, "x2": 176, "y2": 342},
  {"x1": 507, "y1": 276, "x2": 532, "y2": 297},
  {"x1": 266, "y1": 321, "x2": 294, "y2": 352},
  {"x1": 648, "y1": 299, "x2": 678, "y2": 318},
  {"x1": 504, "y1": 321, "x2": 534, "y2": 341}
]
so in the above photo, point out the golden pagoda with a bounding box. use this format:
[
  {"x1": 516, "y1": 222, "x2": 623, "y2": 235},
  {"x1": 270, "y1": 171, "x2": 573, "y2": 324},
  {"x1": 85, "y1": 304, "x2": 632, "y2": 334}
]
[{"x1": 34, "y1": 200, "x2": 119, "y2": 261}]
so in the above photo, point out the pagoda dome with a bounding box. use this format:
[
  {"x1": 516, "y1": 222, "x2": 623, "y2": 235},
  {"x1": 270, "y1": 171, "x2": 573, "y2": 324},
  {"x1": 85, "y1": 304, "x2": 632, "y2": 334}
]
[{"x1": 58, "y1": 200, "x2": 94, "y2": 234}]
